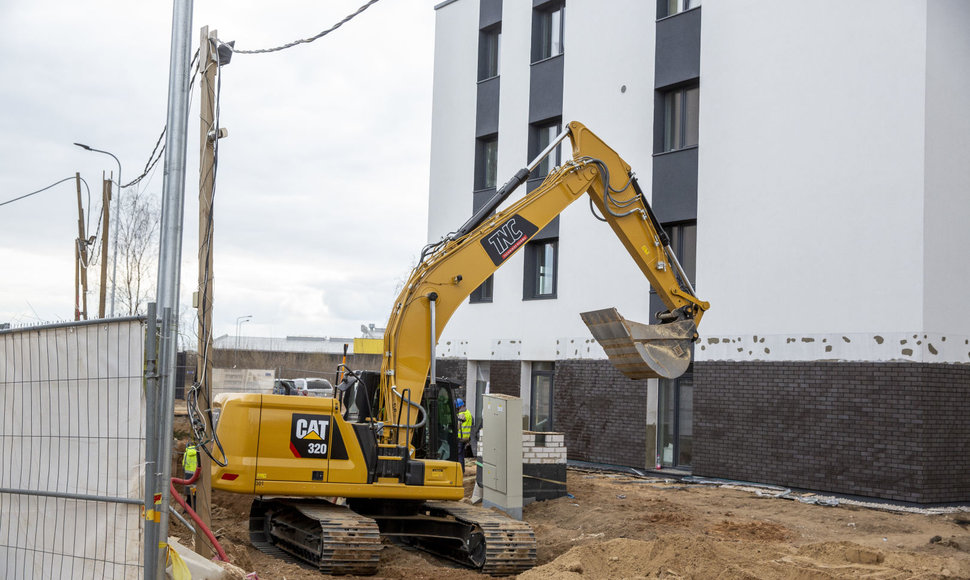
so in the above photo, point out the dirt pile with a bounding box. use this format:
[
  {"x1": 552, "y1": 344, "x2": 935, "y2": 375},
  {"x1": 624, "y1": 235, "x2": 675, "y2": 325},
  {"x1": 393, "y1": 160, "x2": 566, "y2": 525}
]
[{"x1": 169, "y1": 417, "x2": 970, "y2": 578}]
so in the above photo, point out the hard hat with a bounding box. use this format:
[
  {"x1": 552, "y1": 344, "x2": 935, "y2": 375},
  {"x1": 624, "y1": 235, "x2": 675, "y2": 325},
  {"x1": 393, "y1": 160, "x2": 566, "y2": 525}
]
[{"x1": 455, "y1": 398, "x2": 464, "y2": 408}]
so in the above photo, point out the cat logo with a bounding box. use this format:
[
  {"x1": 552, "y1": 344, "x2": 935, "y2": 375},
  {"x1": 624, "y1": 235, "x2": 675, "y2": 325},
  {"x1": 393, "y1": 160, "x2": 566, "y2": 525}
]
[
  {"x1": 289, "y1": 413, "x2": 349, "y2": 460},
  {"x1": 295, "y1": 418, "x2": 328, "y2": 440}
]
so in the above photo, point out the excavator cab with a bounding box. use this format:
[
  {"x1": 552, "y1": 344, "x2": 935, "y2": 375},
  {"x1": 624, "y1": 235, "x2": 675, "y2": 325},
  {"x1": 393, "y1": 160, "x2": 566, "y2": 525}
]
[{"x1": 413, "y1": 379, "x2": 461, "y2": 462}]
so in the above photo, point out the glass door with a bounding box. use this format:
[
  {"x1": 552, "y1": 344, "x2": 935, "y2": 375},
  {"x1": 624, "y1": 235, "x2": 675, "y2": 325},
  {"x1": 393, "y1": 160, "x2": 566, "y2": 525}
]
[{"x1": 658, "y1": 371, "x2": 693, "y2": 468}]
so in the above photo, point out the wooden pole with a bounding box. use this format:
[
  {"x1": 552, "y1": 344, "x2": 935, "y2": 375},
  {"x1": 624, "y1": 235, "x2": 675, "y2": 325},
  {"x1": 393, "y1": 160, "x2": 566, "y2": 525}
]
[
  {"x1": 99, "y1": 176, "x2": 111, "y2": 318},
  {"x1": 194, "y1": 25, "x2": 218, "y2": 558},
  {"x1": 75, "y1": 173, "x2": 89, "y2": 320},
  {"x1": 74, "y1": 239, "x2": 80, "y2": 321}
]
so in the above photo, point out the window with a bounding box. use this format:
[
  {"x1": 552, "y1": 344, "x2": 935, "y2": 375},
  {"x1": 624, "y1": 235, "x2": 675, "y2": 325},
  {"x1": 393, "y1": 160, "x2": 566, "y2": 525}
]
[
  {"x1": 533, "y1": 3, "x2": 564, "y2": 62},
  {"x1": 531, "y1": 120, "x2": 562, "y2": 178},
  {"x1": 530, "y1": 362, "x2": 555, "y2": 432},
  {"x1": 475, "y1": 135, "x2": 499, "y2": 190},
  {"x1": 478, "y1": 26, "x2": 501, "y2": 81},
  {"x1": 663, "y1": 85, "x2": 699, "y2": 152},
  {"x1": 469, "y1": 275, "x2": 493, "y2": 304},
  {"x1": 664, "y1": 221, "x2": 697, "y2": 285},
  {"x1": 523, "y1": 238, "x2": 557, "y2": 300},
  {"x1": 662, "y1": 0, "x2": 701, "y2": 18},
  {"x1": 473, "y1": 362, "x2": 490, "y2": 424}
]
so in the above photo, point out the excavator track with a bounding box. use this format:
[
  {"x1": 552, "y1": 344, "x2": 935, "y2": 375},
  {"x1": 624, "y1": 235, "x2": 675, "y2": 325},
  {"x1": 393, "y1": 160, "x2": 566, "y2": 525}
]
[
  {"x1": 249, "y1": 498, "x2": 382, "y2": 576},
  {"x1": 429, "y1": 501, "x2": 536, "y2": 576},
  {"x1": 364, "y1": 500, "x2": 536, "y2": 576}
]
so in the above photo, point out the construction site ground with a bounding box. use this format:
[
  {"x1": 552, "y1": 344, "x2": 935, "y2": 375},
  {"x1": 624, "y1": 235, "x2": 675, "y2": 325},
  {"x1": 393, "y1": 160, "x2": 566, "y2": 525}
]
[{"x1": 172, "y1": 428, "x2": 970, "y2": 578}]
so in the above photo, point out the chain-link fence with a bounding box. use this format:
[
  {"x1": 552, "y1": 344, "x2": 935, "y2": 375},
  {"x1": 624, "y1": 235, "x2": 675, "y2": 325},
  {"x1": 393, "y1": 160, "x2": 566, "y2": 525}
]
[{"x1": 0, "y1": 318, "x2": 146, "y2": 579}]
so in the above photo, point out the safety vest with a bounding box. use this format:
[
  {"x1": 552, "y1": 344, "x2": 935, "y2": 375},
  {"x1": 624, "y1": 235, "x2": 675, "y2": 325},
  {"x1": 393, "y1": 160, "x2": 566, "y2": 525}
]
[
  {"x1": 458, "y1": 410, "x2": 472, "y2": 440},
  {"x1": 182, "y1": 445, "x2": 198, "y2": 473}
]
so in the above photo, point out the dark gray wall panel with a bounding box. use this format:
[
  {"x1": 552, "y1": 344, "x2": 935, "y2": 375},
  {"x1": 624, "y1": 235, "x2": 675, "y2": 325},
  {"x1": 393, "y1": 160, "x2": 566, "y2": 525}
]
[
  {"x1": 476, "y1": 77, "x2": 501, "y2": 137},
  {"x1": 651, "y1": 147, "x2": 698, "y2": 223},
  {"x1": 655, "y1": 8, "x2": 701, "y2": 89},
  {"x1": 480, "y1": 0, "x2": 502, "y2": 28},
  {"x1": 529, "y1": 55, "x2": 564, "y2": 123}
]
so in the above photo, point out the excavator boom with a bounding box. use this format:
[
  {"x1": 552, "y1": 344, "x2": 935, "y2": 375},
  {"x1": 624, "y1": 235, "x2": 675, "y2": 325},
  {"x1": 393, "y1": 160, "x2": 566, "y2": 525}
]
[
  {"x1": 210, "y1": 121, "x2": 710, "y2": 576},
  {"x1": 379, "y1": 121, "x2": 710, "y2": 442}
]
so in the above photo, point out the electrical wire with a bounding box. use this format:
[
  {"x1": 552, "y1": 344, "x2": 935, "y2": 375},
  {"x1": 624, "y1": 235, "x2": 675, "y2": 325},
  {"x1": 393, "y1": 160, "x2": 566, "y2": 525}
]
[
  {"x1": 121, "y1": 128, "x2": 165, "y2": 189},
  {"x1": 229, "y1": 0, "x2": 382, "y2": 55},
  {"x1": 186, "y1": 382, "x2": 228, "y2": 467},
  {"x1": 122, "y1": 49, "x2": 199, "y2": 189},
  {"x1": 0, "y1": 176, "x2": 89, "y2": 208}
]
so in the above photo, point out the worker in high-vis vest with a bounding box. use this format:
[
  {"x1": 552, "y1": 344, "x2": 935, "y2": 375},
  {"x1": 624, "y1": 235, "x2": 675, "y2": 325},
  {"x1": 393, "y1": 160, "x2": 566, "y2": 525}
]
[
  {"x1": 182, "y1": 444, "x2": 198, "y2": 510},
  {"x1": 456, "y1": 398, "x2": 472, "y2": 467}
]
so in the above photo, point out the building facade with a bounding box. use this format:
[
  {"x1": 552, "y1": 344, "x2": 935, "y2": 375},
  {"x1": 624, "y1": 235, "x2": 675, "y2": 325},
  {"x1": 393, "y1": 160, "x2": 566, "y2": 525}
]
[{"x1": 428, "y1": 0, "x2": 970, "y2": 502}]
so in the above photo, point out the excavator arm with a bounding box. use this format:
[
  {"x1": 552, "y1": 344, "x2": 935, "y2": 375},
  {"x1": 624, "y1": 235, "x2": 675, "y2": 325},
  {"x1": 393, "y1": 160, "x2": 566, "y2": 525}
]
[
  {"x1": 208, "y1": 122, "x2": 709, "y2": 575},
  {"x1": 379, "y1": 121, "x2": 709, "y2": 445}
]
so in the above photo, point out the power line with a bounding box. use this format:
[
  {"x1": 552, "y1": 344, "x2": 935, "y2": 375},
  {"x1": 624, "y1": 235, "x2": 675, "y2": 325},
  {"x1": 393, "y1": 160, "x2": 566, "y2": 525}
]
[
  {"x1": 0, "y1": 176, "x2": 90, "y2": 208},
  {"x1": 228, "y1": 0, "x2": 382, "y2": 55},
  {"x1": 125, "y1": 0, "x2": 380, "y2": 191},
  {"x1": 122, "y1": 127, "x2": 165, "y2": 189},
  {"x1": 122, "y1": 49, "x2": 200, "y2": 190}
]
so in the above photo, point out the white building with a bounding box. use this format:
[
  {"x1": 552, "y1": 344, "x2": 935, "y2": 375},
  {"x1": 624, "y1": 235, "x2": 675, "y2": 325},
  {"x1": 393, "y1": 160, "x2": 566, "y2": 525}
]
[{"x1": 428, "y1": 0, "x2": 970, "y2": 503}]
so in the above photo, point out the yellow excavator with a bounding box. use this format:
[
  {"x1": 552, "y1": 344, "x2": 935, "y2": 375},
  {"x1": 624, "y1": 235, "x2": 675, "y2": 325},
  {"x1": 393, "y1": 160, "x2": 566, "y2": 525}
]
[{"x1": 209, "y1": 121, "x2": 709, "y2": 575}]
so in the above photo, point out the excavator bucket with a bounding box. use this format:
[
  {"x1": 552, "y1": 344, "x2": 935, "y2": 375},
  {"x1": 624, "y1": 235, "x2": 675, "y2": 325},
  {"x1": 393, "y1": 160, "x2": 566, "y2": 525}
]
[{"x1": 581, "y1": 308, "x2": 696, "y2": 380}]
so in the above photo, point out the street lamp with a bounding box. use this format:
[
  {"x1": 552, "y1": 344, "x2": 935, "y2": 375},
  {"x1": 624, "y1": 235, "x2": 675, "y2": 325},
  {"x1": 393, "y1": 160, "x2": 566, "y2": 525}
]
[
  {"x1": 234, "y1": 315, "x2": 253, "y2": 367},
  {"x1": 74, "y1": 142, "x2": 122, "y2": 317}
]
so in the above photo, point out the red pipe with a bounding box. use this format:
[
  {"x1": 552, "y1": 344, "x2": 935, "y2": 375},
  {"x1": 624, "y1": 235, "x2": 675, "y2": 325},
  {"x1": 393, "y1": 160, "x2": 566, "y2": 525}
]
[
  {"x1": 172, "y1": 466, "x2": 201, "y2": 486},
  {"x1": 170, "y1": 467, "x2": 229, "y2": 562}
]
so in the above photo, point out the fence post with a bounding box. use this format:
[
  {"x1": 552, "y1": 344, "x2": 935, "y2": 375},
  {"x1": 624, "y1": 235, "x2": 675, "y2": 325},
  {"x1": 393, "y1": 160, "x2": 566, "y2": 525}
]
[{"x1": 144, "y1": 303, "x2": 160, "y2": 580}]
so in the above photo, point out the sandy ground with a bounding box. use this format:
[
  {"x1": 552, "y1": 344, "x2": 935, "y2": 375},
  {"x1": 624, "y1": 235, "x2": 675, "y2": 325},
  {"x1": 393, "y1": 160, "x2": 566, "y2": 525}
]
[{"x1": 171, "y1": 457, "x2": 970, "y2": 580}]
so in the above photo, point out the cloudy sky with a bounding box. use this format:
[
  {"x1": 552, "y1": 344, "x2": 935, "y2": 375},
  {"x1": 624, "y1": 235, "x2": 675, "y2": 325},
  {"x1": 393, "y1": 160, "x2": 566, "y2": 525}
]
[{"x1": 0, "y1": 0, "x2": 439, "y2": 340}]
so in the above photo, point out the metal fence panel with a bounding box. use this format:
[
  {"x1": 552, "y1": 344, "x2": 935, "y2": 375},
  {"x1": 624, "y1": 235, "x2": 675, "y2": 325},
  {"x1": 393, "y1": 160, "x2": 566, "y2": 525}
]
[{"x1": 0, "y1": 319, "x2": 145, "y2": 579}]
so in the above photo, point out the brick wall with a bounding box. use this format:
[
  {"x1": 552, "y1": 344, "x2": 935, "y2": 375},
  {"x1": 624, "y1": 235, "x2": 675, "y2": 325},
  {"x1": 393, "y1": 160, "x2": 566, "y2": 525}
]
[
  {"x1": 477, "y1": 432, "x2": 568, "y2": 501},
  {"x1": 490, "y1": 361, "x2": 522, "y2": 397},
  {"x1": 694, "y1": 361, "x2": 970, "y2": 503},
  {"x1": 555, "y1": 360, "x2": 648, "y2": 469},
  {"x1": 435, "y1": 358, "x2": 467, "y2": 386}
]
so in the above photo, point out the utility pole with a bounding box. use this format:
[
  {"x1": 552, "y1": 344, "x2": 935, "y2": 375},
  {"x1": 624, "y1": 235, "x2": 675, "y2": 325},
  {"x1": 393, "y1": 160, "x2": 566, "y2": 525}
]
[
  {"x1": 98, "y1": 175, "x2": 111, "y2": 318},
  {"x1": 74, "y1": 173, "x2": 89, "y2": 320},
  {"x1": 194, "y1": 24, "x2": 226, "y2": 558}
]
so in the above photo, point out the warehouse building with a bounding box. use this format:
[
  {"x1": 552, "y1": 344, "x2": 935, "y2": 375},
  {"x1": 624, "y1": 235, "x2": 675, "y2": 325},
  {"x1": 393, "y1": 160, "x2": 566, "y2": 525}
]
[{"x1": 428, "y1": 0, "x2": 970, "y2": 502}]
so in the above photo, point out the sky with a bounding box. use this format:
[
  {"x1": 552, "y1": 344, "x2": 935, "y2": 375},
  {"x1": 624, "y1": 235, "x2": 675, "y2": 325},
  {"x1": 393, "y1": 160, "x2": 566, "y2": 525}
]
[{"x1": 0, "y1": 0, "x2": 439, "y2": 341}]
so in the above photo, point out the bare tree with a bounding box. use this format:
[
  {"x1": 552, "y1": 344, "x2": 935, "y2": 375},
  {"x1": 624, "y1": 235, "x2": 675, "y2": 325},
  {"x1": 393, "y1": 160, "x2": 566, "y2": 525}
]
[{"x1": 115, "y1": 188, "x2": 161, "y2": 316}]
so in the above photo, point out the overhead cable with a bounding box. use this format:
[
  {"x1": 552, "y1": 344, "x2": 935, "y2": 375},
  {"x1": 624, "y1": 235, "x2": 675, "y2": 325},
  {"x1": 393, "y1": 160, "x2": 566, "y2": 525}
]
[
  {"x1": 0, "y1": 176, "x2": 90, "y2": 208},
  {"x1": 228, "y1": 0, "x2": 382, "y2": 55},
  {"x1": 122, "y1": 49, "x2": 200, "y2": 190}
]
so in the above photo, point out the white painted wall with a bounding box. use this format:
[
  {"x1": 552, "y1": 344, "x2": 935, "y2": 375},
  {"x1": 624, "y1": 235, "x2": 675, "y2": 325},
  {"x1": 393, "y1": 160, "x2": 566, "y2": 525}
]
[
  {"x1": 431, "y1": 0, "x2": 970, "y2": 365},
  {"x1": 434, "y1": 0, "x2": 659, "y2": 362},
  {"x1": 923, "y1": 0, "x2": 970, "y2": 337},
  {"x1": 696, "y1": 1, "x2": 928, "y2": 342},
  {"x1": 558, "y1": 0, "x2": 658, "y2": 343},
  {"x1": 428, "y1": 0, "x2": 479, "y2": 242}
]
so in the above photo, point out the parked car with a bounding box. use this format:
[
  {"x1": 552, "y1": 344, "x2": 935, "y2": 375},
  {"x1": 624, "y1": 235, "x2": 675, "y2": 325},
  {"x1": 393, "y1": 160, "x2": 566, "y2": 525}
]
[{"x1": 273, "y1": 378, "x2": 334, "y2": 398}]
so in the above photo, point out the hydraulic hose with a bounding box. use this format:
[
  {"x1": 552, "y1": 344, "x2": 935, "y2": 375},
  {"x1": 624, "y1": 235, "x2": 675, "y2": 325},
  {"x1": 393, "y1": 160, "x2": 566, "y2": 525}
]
[{"x1": 170, "y1": 467, "x2": 229, "y2": 562}]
